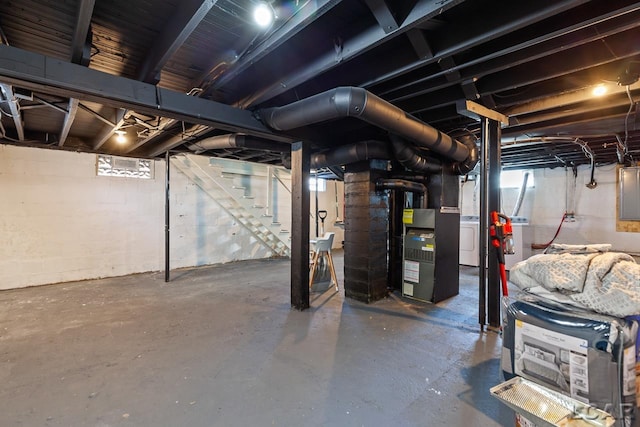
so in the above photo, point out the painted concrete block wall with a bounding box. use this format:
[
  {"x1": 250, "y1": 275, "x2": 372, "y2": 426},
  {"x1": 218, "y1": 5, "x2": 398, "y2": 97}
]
[
  {"x1": 459, "y1": 164, "x2": 640, "y2": 253},
  {"x1": 169, "y1": 167, "x2": 274, "y2": 268},
  {"x1": 0, "y1": 144, "x2": 164, "y2": 289},
  {"x1": 0, "y1": 145, "x2": 284, "y2": 290}
]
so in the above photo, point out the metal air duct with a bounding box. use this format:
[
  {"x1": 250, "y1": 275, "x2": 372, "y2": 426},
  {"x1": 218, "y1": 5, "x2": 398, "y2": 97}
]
[
  {"x1": 259, "y1": 87, "x2": 470, "y2": 163},
  {"x1": 375, "y1": 178, "x2": 428, "y2": 209},
  {"x1": 311, "y1": 140, "x2": 391, "y2": 168},
  {"x1": 188, "y1": 134, "x2": 290, "y2": 153}
]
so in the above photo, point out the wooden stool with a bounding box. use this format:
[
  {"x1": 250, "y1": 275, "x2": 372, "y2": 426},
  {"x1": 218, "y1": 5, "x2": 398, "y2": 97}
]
[{"x1": 309, "y1": 232, "x2": 339, "y2": 291}]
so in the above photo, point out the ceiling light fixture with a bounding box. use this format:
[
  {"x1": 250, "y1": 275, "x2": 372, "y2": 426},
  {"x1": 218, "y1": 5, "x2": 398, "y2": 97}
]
[
  {"x1": 253, "y1": 2, "x2": 274, "y2": 28},
  {"x1": 592, "y1": 84, "x2": 607, "y2": 97},
  {"x1": 115, "y1": 130, "x2": 126, "y2": 144}
]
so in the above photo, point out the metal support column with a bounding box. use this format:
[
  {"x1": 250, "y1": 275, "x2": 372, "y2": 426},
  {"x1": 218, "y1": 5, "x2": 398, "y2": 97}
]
[
  {"x1": 457, "y1": 100, "x2": 508, "y2": 329},
  {"x1": 291, "y1": 141, "x2": 311, "y2": 310},
  {"x1": 164, "y1": 150, "x2": 171, "y2": 282},
  {"x1": 485, "y1": 119, "x2": 502, "y2": 328}
]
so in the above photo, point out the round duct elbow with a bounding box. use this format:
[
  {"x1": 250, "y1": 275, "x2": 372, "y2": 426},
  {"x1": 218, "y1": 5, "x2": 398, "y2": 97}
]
[
  {"x1": 453, "y1": 136, "x2": 479, "y2": 175},
  {"x1": 390, "y1": 135, "x2": 442, "y2": 174}
]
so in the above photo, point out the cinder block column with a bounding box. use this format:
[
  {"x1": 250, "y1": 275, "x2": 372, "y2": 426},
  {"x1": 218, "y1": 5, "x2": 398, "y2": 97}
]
[{"x1": 343, "y1": 160, "x2": 389, "y2": 303}]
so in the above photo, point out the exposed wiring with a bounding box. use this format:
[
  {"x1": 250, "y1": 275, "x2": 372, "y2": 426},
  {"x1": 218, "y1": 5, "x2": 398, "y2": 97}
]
[
  {"x1": 623, "y1": 85, "x2": 635, "y2": 149},
  {"x1": 531, "y1": 212, "x2": 568, "y2": 250},
  {"x1": 0, "y1": 103, "x2": 16, "y2": 117}
]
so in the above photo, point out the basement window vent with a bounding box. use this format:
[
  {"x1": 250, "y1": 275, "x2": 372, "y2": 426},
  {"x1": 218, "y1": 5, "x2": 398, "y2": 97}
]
[{"x1": 97, "y1": 155, "x2": 153, "y2": 179}]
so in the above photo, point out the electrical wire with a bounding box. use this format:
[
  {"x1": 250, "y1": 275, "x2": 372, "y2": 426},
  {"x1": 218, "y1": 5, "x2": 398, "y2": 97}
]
[
  {"x1": 623, "y1": 85, "x2": 635, "y2": 149},
  {"x1": 531, "y1": 212, "x2": 568, "y2": 250}
]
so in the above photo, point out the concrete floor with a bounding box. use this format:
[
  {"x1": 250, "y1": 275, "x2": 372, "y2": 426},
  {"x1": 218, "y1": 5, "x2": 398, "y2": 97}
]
[{"x1": 0, "y1": 251, "x2": 513, "y2": 427}]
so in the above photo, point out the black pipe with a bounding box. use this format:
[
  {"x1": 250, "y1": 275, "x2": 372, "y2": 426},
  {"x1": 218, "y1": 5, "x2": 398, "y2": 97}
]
[
  {"x1": 165, "y1": 150, "x2": 170, "y2": 283},
  {"x1": 453, "y1": 135, "x2": 480, "y2": 175},
  {"x1": 259, "y1": 87, "x2": 470, "y2": 162},
  {"x1": 311, "y1": 140, "x2": 391, "y2": 168},
  {"x1": 188, "y1": 134, "x2": 291, "y2": 153},
  {"x1": 328, "y1": 165, "x2": 344, "y2": 180},
  {"x1": 389, "y1": 134, "x2": 442, "y2": 173},
  {"x1": 375, "y1": 178, "x2": 428, "y2": 209}
]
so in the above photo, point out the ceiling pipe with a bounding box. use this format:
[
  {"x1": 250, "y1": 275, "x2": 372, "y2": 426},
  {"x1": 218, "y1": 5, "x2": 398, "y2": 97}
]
[
  {"x1": 389, "y1": 134, "x2": 443, "y2": 174},
  {"x1": 258, "y1": 86, "x2": 470, "y2": 163},
  {"x1": 311, "y1": 140, "x2": 390, "y2": 168},
  {"x1": 452, "y1": 135, "x2": 479, "y2": 175},
  {"x1": 187, "y1": 134, "x2": 291, "y2": 153},
  {"x1": 375, "y1": 178, "x2": 428, "y2": 209}
]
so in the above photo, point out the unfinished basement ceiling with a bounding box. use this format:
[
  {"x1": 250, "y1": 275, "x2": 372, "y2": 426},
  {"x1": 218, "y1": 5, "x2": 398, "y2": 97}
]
[{"x1": 0, "y1": 0, "x2": 639, "y2": 170}]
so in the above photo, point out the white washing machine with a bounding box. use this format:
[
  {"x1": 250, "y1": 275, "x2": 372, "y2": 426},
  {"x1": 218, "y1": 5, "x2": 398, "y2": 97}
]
[
  {"x1": 459, "y1": 216, "x2": 480, "y2": 267},
  {"x1": 459, "y1": 216, "x2": 532, "y2": 270}
]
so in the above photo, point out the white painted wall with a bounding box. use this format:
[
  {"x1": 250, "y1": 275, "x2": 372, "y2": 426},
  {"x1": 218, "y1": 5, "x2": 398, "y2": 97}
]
[
  {"x1": 0, "y1": 145, "x2": 283, "y2": 290},
  {"x1": 460, "y1": 164, "x2": 640, "y2": 254},
  {"x1": 310, "y1": 178, "x2": 345, "y2": 248}
]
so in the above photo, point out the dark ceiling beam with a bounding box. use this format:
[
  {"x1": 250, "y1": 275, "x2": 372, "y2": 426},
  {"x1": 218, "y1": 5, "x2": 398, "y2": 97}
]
[
  {"x1": 0, "y1": 83, "x2": 24, "y2": 141},
  {"x1": 502, "y1": 105, "x2": 633, "y2": 137},
  {"x1": 205, "y1": 0, "x2": 343, "y2": 93},
  {"x1": 357, "y1": 0, "x2": 591, "y2": 91},
  {"x1": 363, "y1": 0, "x2": 398, "y2": 33},
  {"x1": 506, "y1": 84, "x2": 640, "y2": 117},
  {"x1": 146, "y1": 125, "x2": 211, "y2": 157},
  {"x1": 382, "y1": 5, "x2": 640, "y2": 102},
  {"x1": 398, "y1": 31, "x2": 640, "y2": 116},
  {"x1": 93, "y1": 108, "x2": 126, "y2": 150},
  {"x1": 78, "y1": 102, "x2": 116, "y2": 126},
  {"x1": 0, "y1": 45, "x2": 290, "y2": 148},
  {"x1": 478, "y1": 31, "x2": 640, "y2": 94},
  {"x1": 136, "y1": 0, "x2": 218, "y2": 84},
  {"x1": 124, "y1": 117, "x2": 183, "y2": 154},
  {"x1": 103, "y1": 1, "x2": 216, "y2": 152},
  {"x1": 405, "y1": 28, "x2": 433, "y2": 60},
  {"x1": 62, "y1": 0, "x2": 95, "y2": 147},
  {"x1": 70, "y1": 0, "x2": 95, "y2": 65},
  {"x1": 437, "y1": 56, "x2": 489, "y2": 106},
  {"x1": 59, "y1": 98, "x2": 78, "y2": 146},
  {"x1": 239, "y1": 0, "x2": 465, "y2": 107},
  {"x1": 509, "y1": 93, "x2": 639, "y2": 126}
]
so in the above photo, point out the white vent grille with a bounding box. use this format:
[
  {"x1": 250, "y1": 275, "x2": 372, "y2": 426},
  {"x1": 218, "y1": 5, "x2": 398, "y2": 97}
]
[{"x1": 97, "y1": 155, "x2": 153, "y2": 179}]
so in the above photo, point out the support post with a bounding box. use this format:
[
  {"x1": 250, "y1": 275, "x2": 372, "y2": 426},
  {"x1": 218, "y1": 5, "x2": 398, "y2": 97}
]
[
  {"x1": 457, "y1": 100, "x2": 507, "y2": 330},
  {"x1": 388, "y1": 190, "x2": 404, "y2": 290},
  {"x1": 486, "y1": 119, "x2": 502, "y2": 328},
  {"x1": 291, "y1": 141, "x2": 311, "y2": 310},
  {"x1": 479, "y1": 124, "x2": 488, "y2": 329},
  {"x1": 165, "y1": 150, "x2": 171, "y2": 282}
]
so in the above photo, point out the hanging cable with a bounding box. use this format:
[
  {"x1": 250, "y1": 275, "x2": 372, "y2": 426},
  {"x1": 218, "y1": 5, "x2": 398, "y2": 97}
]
[
  {"x1": 623, "y1": 85, "x2": 635, "y2": 151},
  {"x1": 531, "y1": 212, "x2": 568, "y2": 250}
]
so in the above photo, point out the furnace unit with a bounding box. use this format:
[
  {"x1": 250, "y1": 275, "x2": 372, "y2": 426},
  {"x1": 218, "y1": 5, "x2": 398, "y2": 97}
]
[{"x1": 402, "y1": 208, "x2": 460, "y2": 303}]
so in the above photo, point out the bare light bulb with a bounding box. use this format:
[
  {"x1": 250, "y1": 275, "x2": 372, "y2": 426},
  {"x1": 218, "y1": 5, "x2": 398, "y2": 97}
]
[
  {"x1": 592, "y1": 84, "x2": 607, "y2": 97},
  {"x1": 115, "y1": 131, "x2": 126, "y2": 144},
  {"x1": 253, "y1": 2, "x2": 274, "y2": 28}
]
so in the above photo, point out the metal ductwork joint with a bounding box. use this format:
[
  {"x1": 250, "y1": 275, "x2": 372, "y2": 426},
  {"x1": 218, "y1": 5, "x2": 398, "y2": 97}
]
[
  {"x1": 188, "y1": 134, "x2": 290, "y2": 153},
  {"x1": 311, "y1": 140, "x2": 390, "y2": 168},
  {"x1": 389, "y1": 134, "x2": 442, "y2": 174},
  {"x1": 375, "y1": 178, "x2": 428, "y2": 209},
  {"x1": 452, "y1": 135, "x2": 479, "y2": 175},
  {"x1": 259, "y1": 87, "x2": 470, "y2": 163}
]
